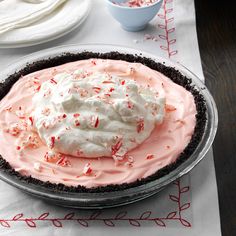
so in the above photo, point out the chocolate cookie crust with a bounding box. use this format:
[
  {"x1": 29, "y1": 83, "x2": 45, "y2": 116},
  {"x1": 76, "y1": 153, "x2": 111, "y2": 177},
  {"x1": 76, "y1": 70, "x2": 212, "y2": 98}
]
[{"x1": 0, "y1": 51, "x2": 207, "y2": 193}]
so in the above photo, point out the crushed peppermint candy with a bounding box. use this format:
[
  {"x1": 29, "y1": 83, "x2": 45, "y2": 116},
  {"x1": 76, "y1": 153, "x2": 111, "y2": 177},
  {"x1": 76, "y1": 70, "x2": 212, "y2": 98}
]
[
  {"x1": 144, "y1": 34, "x2": 158, "y2": 42},
  {"x1": 109, "y1": 87, "x2": 115, "y2": 92},
  {"x1": 74, "y1": 119, "x2": 80, "y2": 127},
  {"x1": 175, "y1": 119, "x2": 185, "y2": 125},
  {"x1": 127, "y1": 100, "x2": 134, "y2": 109},
  {"x1": 21, "y1": 134, "x2": 40, "y2": 149},
  {"x1": 124, "y1": 161, "x2": 133, "y2": 167},
  {"x1": 44, "y1": 150, "x2": 56, "y2": 162},
  {"x1": 56, "y1": 155, "x2": 71, "y2": 167},
  {"x1": 121, "y1": 80, "x2": 125, "y2": 85},
  {"x1": 111, "y1": 138, "x2": 123, "y2": 156},
  {"x1": 49, "y1": 136, "x2": 56, "y2": 149},
  {"x1": 35, "y1": 85, "x2": 41, "y2": 92},
  {"x1": 90, "y1": 59, "x2": 97, "y2": 65},
  {"x1": 92, "y1": 86, "x2": 101, "y2": 93},
  {"x1": 127, "y1": 155, "x2": 134, "y2": 163},
  {"x1": 15, "y1": 109, "x2": 26, "y2": 119},
  {"x1": 114, "y1": 0, "x2": 158, "y2": 7},
  {"x1": 43, "y1": 88, "x2": 52, "y2": 98},
  {"x1": 146, "y1": 154, "x2": 154, "y2": 160},
  {"x1": 4, "y1": 106, "x2": 12, "y2": 112},
  {"x1": 165, "y1": 104, "x2": 177, "y2": 112},
  {"x1": 28, "y1": 116, "x2": 34, "y2": 126},
  {"x1": 76, "y1": 149, "x2": 83, "y2": 156},
  {"x1": 33, "y1": 162, "x2": 42, "y2": 172},
  {"x1": 50, "y1": 78, "x2": 57, "y2": 84},
  {"x1": 5, "y1": 123, "x2": 21, "y2": 136},
  {"x1": 83, "y1": 163, "x2": 92, "y2": 175},
  {"x1": 137, "y1": 118, "x2": 144, "y2": 133},
  {"x1": 94, "y1": 116, "x2": 99, "y2": 128},
  {"x1": 102, "y1": 80, "x2": 115, "y2": 84},
  {"x1": 41, "y1": 107, "x2": 51, "y2": 116},
  {"x1": 62, "y1": 114, "x2": 67, "y2": 119}
]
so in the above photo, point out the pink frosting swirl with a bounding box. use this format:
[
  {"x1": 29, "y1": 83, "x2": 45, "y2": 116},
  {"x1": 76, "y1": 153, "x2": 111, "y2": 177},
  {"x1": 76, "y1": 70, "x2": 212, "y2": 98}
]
[{"x1": 0, "y1": 59, "x2": 196, "y2": 188}]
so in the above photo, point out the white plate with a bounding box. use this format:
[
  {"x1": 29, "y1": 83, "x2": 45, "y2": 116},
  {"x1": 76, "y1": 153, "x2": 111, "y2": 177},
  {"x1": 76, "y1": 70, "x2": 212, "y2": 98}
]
[{"x1": 0, "y1": 0, "x2": 91, "y2": 48}]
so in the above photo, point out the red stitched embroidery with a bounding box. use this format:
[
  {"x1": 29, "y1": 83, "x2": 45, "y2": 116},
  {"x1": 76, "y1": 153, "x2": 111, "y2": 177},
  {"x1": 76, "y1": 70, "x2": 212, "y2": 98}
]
[
  {"x1": 0, "y1": 179, "x2": 191, "y2": 228},
  {"x1": 158, "y1": 0, "x2": 178, "y2": 58}
]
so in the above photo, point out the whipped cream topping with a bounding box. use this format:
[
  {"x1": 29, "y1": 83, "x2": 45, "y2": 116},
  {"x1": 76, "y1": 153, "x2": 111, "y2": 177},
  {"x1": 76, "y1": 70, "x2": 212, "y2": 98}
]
[{"x1": 32, "y1": 71, "x2": 165, "y2": 159}]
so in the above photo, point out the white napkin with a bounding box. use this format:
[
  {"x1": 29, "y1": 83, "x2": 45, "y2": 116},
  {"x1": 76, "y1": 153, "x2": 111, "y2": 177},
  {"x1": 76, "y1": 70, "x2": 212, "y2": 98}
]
[{"x1": 0, "y1": 0, "x2": 67, "y2": 34}]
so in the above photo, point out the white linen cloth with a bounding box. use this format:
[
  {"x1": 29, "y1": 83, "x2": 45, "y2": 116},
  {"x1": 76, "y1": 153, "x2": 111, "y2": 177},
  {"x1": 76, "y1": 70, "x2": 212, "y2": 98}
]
[
  {"x1": 0, "y1": 0, "x2": 67, "y2": 34},
  {"x1": 0, "y1": 0, "x2": 221, "y2": 235}
]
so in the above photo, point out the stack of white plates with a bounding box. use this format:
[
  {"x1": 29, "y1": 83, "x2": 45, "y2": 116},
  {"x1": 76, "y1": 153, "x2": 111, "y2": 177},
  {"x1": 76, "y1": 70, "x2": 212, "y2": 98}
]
[{"x1": 0, "y1": 0, "x2": 91, "y2": 48}]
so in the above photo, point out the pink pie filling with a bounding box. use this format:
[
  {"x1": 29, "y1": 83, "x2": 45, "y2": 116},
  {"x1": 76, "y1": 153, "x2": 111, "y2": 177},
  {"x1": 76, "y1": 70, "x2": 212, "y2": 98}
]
[{"x1": 0, "y1": 59, "x2": 196, "y2": 188}]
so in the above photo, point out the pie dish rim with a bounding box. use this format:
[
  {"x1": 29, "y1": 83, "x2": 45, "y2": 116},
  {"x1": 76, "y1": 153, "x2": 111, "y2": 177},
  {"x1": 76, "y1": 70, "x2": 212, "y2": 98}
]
[{"x1": 0, "y1": 44, "x2": 218, "y2": 208}]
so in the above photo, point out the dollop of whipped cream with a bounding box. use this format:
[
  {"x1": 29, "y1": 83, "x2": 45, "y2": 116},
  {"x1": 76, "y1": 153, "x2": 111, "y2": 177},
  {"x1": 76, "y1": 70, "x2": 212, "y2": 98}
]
[{"x1": 32, "y1": 70, "x2": 165, "y2": 159}]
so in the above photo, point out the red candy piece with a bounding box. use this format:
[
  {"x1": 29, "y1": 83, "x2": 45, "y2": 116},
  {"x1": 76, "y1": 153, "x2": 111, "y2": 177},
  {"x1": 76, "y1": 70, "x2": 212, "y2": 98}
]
[{"x1": 83, "y1": 163, "x2": 92, "y2": 175}]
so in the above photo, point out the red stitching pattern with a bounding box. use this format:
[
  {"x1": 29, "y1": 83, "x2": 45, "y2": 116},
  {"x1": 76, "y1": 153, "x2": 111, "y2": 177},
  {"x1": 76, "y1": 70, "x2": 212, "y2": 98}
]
[
  {"x1": 158, "y1": 0, "x2": 178, "y2": 58},
  {"x1": 0, "y1": 179, "x2": 191, "y2": 228}
]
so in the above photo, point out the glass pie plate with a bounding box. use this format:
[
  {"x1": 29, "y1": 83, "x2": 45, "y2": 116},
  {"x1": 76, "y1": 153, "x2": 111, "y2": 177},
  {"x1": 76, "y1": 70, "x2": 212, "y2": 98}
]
[{"x1": 0, "y1": 44, "x2": 218, "y2": 209}]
